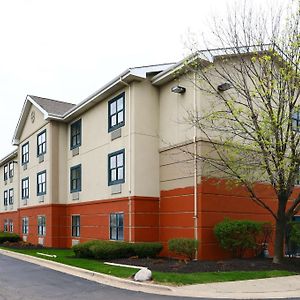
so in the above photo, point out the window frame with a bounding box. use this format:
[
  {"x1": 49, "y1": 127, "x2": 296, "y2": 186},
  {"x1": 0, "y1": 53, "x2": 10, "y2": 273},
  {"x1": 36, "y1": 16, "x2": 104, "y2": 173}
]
[
  {"x1": 71, "y1": 215, "x2": 80, "y2": 237},
  {"x1": 4, "y1": 164, "x2": 8, "y2": 181},
  {"x1": 108, "y1": 149, "x2": 125, "y2": 186},
  {"x1": 3, "y1": 190, "x2": 8, "y2": 207},
  {"x1": 109, "y1": 212, "x2": 124, "y2": 241},
  {"x1": 70, "y1": 119, "x2": 82, "y2": 150},
  {"x1": 37, "y1": 130, "x2": 47, "y2": 157},
  {"x1": 37, "y1": 170, "x2": 46, "y2": 196},
  {"x1": 8, "y1": 188, "x2": 13, "y2": 205},
  {"x1": 22, "y1": 217, "x2": 29, "y2": 235},
  {"x1": 9, "y1": 219, "x2": 13, "y2": 233},
  {"x1": 70, "y1": 164, "x2": 82, "y2": 193},
  {"x1": 37, "y1": 216, "x2": 46, "y2": 236},
  {"x1": 22, "y1": 177, "x2": 29, "y2": 199},
  {"x1": 108, "y1": 92, "x2": 125, "y2": 132},
  {"x1": 22, "y1": 142, "x2": 29, "y2": 165},
  {"x1": 4, "y1": 219, "x2": 8, "y2": 232},
  {"x1": 8, "y1": 162, "x2": 14, "y2": 178}
]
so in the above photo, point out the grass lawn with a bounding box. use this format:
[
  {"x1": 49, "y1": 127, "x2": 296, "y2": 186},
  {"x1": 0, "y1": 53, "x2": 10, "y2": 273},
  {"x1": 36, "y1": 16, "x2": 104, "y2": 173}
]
[{"x1": 0, "y1": 247, "x2": 297, "y2": 286}]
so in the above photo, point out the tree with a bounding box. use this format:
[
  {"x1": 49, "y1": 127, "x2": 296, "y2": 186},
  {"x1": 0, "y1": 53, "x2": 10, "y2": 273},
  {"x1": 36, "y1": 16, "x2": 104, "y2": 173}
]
[{"x1": 184, "y1": 0, "x2": 300, "y2": 263}]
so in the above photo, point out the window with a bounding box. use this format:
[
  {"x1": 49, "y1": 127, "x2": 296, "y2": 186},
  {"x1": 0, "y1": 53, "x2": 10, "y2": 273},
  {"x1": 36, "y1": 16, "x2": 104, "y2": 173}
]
[
  {"x1": 108, "y1": 93, "x2": 125, "y2": 132},
  {"x1": 22, "y1": 217, "x2": 29, "y2": 235},
  {"x1": 37, "y1": 216, "x2": 46, "y2": 236},
  {"x1": 9, "y1": 162, "x2": 14, "y2": 178},
  {"x1": 4, "y1": 219, "x2": 8, "y2": 232},
  {"x1": 3, "y1": 190, "x2": 8, "y2": 207},
  {"x1": 72, "y1": 215, "x2": 80, "y2": 237},
  {"x1": 22, "y1": 142, "x2": 29, "y2": 164},
  {"x1": 9, "y1": 220, "x2": 13, "y2": 232},
  {"x1": 292, "y1": 111, "x2": 300, "y2": 132},
  {"x1": 108, "y1": 149, "x2": 125, "y2": 185},
  {"x1": 70, "y1": 165, "x2": 81, "y2": 193},
  {"x1": 4, "y1": 164, "x2": 8, "y2": 181},
  {"x1": 22, "y1": 177, "x2": 29, "y2": 199},
  {"x1": 37, "y1": 130, "x2": 46, "y2": 156},
  {"x1": 70, "y1": 119, "x2": 81, "y2": 149},
  {"x1": 8, "y1": 189, "x2": 13, "y2": 205},
  {"x1": 110, "y1": 213, "x2": 124, "y2": 240},
  {"x1": 37, "y1": 171, "x2": 46, "y2": 196}
]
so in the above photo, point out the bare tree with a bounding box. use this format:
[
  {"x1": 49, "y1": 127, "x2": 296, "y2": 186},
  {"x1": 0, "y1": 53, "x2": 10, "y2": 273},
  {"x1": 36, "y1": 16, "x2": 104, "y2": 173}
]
[{"x1": 185, "y1": 0, "x2": 300, "y2": 263}]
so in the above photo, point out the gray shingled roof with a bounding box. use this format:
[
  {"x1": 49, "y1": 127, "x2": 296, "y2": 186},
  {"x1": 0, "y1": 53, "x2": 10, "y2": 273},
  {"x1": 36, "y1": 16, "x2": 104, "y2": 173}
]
[{"x1": 29, "y1": 95, "x2": 75, "y2": 116}]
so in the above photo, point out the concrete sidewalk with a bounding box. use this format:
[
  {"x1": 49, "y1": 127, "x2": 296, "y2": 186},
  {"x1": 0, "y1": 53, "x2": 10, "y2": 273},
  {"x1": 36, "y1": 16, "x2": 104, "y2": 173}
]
[{"x1": 1, "y1": 248, "x2": 300, "y2": 299}]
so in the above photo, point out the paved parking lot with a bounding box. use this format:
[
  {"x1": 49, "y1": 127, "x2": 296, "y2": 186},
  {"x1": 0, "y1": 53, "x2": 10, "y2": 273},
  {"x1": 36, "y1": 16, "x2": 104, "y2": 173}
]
[{"x1": 0, "y1": 254, "x2": 200, "y2": 300}]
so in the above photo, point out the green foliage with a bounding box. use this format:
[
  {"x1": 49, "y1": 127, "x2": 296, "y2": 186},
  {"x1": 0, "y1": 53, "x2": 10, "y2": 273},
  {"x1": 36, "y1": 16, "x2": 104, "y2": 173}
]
[
  {"x1": 73, "y1": 240, "x2": 163, "y2": 260},
  {"x1": 131, "y1": 242, "x2": 163, "y2": 258},
  {"x1": 214, "y1": 219, "x2": 270, "y2": 258},
  {"x1": 168, "y1": 238, "x2": 198, "y2": 260},
  {"x1": 286, "y1": 222, "x2": 300, "y2": 256},
  {"x1": 0, "y1": 232, "x2": 21, "y2": 244}
]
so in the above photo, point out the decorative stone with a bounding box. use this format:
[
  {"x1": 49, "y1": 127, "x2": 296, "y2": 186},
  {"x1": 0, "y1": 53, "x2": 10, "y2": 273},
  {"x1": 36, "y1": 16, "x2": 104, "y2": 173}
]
[{"x1": 134, "y1": 268, "x2": 152, "y2": 282}]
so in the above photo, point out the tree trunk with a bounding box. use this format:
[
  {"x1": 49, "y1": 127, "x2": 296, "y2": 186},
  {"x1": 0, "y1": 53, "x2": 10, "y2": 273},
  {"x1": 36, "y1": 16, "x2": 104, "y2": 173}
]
[{"x1": 273, "y1": 218, "x2": 286, "y2": 264}]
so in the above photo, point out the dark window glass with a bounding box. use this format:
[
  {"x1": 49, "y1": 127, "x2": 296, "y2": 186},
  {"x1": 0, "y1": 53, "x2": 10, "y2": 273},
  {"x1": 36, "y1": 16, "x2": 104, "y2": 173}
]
[
  {"x1": 37, "y1": 130, "x2": 46, "y2": 156},
  {"x1": 110, "y1": 213, "x2": 124, "y2": 240},
  {"x1": 108, "y1": 93, "x2": 125, "y2": 132},
  {"x1": 3, "y1": 190, "x2": 8, "y2": 206},
  {"x1": 4, "y1": 164, "x2": 8, "y2": 181},
  {"x1": 22, "y1": 177, "x2": 29, "y2": 199},
  {"x1": 70, "y1": 165, "x2": 81, "y2": 192},
  {"x1": 22, "y1": 217, "x2": 29, "y2": 235},
  {"x1": 8, "y1": 189, "x2": 13, "y2": 205},
  {"x1": 72, "y1": 215, "x2": 80, "y2": 237},
  {"x1": 22, "y1": 142, "x2": 29, "y2": 164},
  {"x1": 37, "y1": 171, "x2": 46, "y2": 195},
  {"x1": 108, "y1": 149, "x2": 125, "y2": 185},
  {"x1": 70, "y1": 120, "x2": 81, "y2": 149},
  {"x1": 37, "y1": 216, "x2": 46, "y2": 236}
]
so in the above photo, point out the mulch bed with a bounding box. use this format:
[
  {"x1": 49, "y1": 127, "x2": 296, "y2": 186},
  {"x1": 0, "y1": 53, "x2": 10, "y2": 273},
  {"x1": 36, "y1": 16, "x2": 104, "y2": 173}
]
[{"x1": 109, "y1": 257, "x2": 300, "y2": 273}]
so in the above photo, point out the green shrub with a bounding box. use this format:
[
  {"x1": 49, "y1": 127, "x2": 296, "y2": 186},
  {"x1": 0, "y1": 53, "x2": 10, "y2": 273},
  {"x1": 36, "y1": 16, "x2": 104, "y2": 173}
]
[
  {"x1": 168, "y1": 238, "x2": 198, "y2": 260},
  {"x1": 90, "y1": 241, "x2": 134, "y2": 260},
  {"x1": 0, "y1": 232, "x2": 21, "y2": 244},
  {"x1": 73, "y1": 240, "x2": 163, "y2": 259},
  {"x1": 73, "y1": 240, "x2": 100, "y2": 258},
  {"x1": 214, "y1": 218, "x2": 268, "y2": 258},
  {"x1": 131, "y1": 242, "x2": 163, "y2": 258},
  {"x1": 286, "y1": 222, "x2": 300, "y2": 256}
]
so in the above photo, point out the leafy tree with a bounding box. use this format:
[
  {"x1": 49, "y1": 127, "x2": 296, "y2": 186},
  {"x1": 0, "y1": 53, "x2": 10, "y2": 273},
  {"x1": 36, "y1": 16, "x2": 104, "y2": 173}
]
[{"x1": 184, "y1": 0, "x2": 300, "y2": 263}]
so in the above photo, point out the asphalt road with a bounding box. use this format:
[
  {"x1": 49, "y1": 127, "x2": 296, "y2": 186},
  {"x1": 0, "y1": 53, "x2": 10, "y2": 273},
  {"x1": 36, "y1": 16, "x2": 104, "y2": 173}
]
[{"x1": 0, "y1": 254, "x2": 199, "y2": 300}]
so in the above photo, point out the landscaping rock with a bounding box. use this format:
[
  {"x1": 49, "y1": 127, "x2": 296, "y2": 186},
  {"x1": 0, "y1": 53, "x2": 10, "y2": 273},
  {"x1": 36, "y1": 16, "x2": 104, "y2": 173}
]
[{"x1": 134, "y1": 268, "x2": 152, "y2": 281}]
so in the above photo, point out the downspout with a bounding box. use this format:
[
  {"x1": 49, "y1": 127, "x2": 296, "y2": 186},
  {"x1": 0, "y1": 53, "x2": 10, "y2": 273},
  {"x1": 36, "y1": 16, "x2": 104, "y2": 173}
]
[
  {"x1": 193, "y1": 73, "x2": 198, "y2": 260},
  {"x1": 120, "y1": 78, "x2": 132, "y2": 243}
]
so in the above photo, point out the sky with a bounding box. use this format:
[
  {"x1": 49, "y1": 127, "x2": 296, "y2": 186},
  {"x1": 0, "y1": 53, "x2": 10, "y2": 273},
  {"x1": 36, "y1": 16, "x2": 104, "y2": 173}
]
[{"x1": 0, "y1": 0, "x2": 289, "y2": 158}]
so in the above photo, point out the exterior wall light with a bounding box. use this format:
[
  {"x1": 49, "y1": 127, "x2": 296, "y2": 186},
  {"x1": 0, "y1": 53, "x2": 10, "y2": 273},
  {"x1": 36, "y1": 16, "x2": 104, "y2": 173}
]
[
  {"x1": 217, "y1": 82, "x2": 232, "y2": 92},
  {"x1": 171, "y1": 85, "x2": 186, "y2": 94}
]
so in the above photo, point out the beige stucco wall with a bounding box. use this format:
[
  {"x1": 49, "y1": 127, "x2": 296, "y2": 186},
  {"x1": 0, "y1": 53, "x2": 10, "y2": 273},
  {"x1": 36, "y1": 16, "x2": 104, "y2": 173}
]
[
  {"x1": 19, "y1": 106, "x2": 51, "y2": 208},
  {"x1": 64, "y1": 88, "x2": 131, "y2": 204}
]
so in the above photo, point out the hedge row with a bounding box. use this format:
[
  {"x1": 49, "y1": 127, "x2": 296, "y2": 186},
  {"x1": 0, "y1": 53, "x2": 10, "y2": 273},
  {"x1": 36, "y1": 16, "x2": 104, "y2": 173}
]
[
  {"x1": 73, "y1": 240, "x2": 163, "y2": 260},
  {"x1": 0, "y1": 232, "x2": 21, "y2": 244}
]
